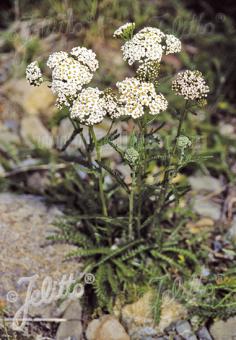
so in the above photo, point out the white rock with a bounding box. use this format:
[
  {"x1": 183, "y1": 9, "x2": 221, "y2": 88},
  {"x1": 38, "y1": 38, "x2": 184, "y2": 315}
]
[
  {"x1": 86, "y1": 319, "x2": 101, "y2": 340},
  {"x1": 210, "y1": 317, "x2": 236, "y2": 340},
  {"x1": 86, "y1": 315, "x2": 130, "y2": 340}
]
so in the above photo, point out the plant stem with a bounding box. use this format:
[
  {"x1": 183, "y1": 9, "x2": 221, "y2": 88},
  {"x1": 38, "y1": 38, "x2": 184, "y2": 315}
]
[
  {"x1": 137, "y1": 117, "x2": 147, "y2": 235},
  {"x1": 128, "y1": 171, "x2": 136, "y2": 240},
  {"x1": 80, "y1": 130, "x2": 92, "y2": 165},
  {"x1": 59, "y1": 128, "x2": 80, "y2": 152},
  {"x1": 89, "y1": 126, "x2": 108, "y2": 217},
  {"x1": 160, "y1": 102, "x2": 189, "y2": 207},
  {"x1": 137, "y1": 169, "x2": 142, "y2": 235},
  {"x1": 148, "y1": 103, "x2": 189, "y2": 232}
]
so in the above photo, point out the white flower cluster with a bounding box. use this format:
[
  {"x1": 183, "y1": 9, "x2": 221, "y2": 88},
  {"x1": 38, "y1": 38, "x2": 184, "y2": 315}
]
[
  {"x1": 137, "y1": 60, "x2": 160, "y2": 82},
  {"x1": 120, "y1": 26, "x2": 181, "y2": 65},
  {"x1": 172, "y1": 70, "x2": 209, "y2": 100},
  {"x1": 115, "y1": 77, "x2": 168, "y2": 119},
  {"x1": 26, "y1": 61, "x2": 43, "y2": 86},
  {"x1": 51, "y1": 56, "x2": 93, "y2": 107},
  {"x1": 46, "y1": 47, "x2": 99, "y2": 108},
  {"x1": 165, "y1": 34, "x2": 182, "y2": 55},
  {"x1": 70, "y1": 47, "x2": 99, "y2": 72},
  {"x1": 113, "y1": 22, "x2": 135, "y2": 39},
  {"x1": 47, "y1": 51, "x2": 68, "y2": 69},
  {"x1": 103, "y1": 93, "x2": 119, "y2": 119},
  {"x1": 70, "y1": 87, "x2": 108, "y2": 126}
]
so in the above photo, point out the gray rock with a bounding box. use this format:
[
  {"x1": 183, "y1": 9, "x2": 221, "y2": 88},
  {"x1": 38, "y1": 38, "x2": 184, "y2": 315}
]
[
  {"x1": 26, "y1": 172, "x2": 50, "y2": 193},
  {"x1": 56, "y1": 301, "x2": 83, "y2": 340},
  {"x1": 209, "y1": 317, "x2": 236, "y2": 340},
  {"x1": 21, "y1": 116, "x2": 53, "y2": 148},
  {"x1": 0, "y1": 122, "x2": 20, "y2": 145},
  {"x1": 189, "y1": 176, "x2": 222, "y2": 193},
  {"x1": 131, "y1": 326, "x2": 158, "y2": 339},
  {"x1": 0, "y1": 193, "x2": 79, "y2": 317},
  {"x1": 197, "y1": 327, "x2": 213, "y2": 340},
  {"x1": 192, "y1": 195, "x2": 221, "y2": 221},
  {"x1": 219, "y1": 123, "x2": 235, "y2": 138},
  {"x1": 176, "y1": 321, "x2": 197, "y2": 340},
  {"x1": 136, "y1": 327, "x2": 158, "y2": 337}
]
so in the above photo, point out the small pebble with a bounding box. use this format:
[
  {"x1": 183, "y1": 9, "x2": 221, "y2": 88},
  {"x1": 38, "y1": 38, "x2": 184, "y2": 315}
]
[
  {"x1": 176, "y1": 320, "x2": 197, "y2": 340},
  {"x1": 197, "y1": 326, "x2": 213, "y2": 340}
]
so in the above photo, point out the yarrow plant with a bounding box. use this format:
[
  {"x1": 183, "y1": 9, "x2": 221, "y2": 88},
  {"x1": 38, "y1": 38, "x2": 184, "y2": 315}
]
[{"x1": 26, "y1": 23, "x2": 210, "y2": 310}]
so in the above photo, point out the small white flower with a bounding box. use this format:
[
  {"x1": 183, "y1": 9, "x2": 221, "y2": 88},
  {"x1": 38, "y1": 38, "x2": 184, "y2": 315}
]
[
  {"x1": 47, "y1": 51, "x2": 68, "y2": 69},
  {"x1": 165, "y1": 34, "x2": 181, "y2": 55},
  {"x1": 113, "y1": 22, "x2": 135, "y2": 38},
  {"x1": 116, "y1": 77, "x2": 168, "y2": 119},
  {"x1": 26, "y1": 61, "x2": 43, "y2": 86},
  {"x1": 172, "y1": 70, "x2": 209, "y2": 100},
  {"x1": 70, "y1": 46, "x2": 99, "y2": 72},
  {"x1": 70, "y1": 87, "x2": 107, "y2": 126}
]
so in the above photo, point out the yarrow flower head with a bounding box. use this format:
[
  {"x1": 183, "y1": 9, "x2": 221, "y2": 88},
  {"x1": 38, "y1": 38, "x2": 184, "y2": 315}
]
[
  {"x1": 165, "y1": 34, "x2": 181, "y2": 55},
  {"x1": 45, "y1": 48, "x2": 99, "y2": 108},
  {"x1": 70, "y1": 87, "x2": 108, "y2": 126},
  {"x1": 113, "y1": 22, "x2": 135, "y2": 39},
  {"x1": 70, "y1": 46, "x2": 99, "y2": 72},
  {"x1": 121, "y1": 26, "x2": 181, "y2": 65},
  {"x1": 47, "y1": 51, "x2": 68, "y2": 69},
  {"x1": 26, "y1": 61, "x2": 43, "y2": 86},
  {"x1": 102, "y1": 90, "x2": 119, "y2": 119},
  {"x1": 172, "y1": 70, "x2": 209, "y2": 100},
  {"x1": 121, "y1": 27, "x2": 165, "y2": 65},
  {"x1": 137, "y1": 60, "x2": 160, "y2": 82},
  {"x1": 51, "y1": 56, "x2": 93, "y2": 108},
  {"x1": 115, "y1": 77, "x2": 168, "y2": 119}
]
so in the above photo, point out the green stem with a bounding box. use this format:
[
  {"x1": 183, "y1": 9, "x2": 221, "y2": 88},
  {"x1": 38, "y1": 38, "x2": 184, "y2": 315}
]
[
  {"x1": 173, "y1": 102, "x2": 188, "y2": 155},
  {"x1": 149, "y1": 103, "x2": 189, "y2": 232},
  {"x1": 80, "y1": 130, "x2": 92, "y2": 164},
  {"x1": 137, "y1": 169, "x2": 142, "y2": 235},
  {"x1": 90, "y1": 126, "x2": 108, "y2": 217},
  {"x1": 160, "y1": 102, "x2": 189, "y2": 207},
  {"x1": 137, "y1": 117, "x2": 147, "y2": 235},
  {"x1": 128, "y1": 171, "x2": 136, "y2": 240}
]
